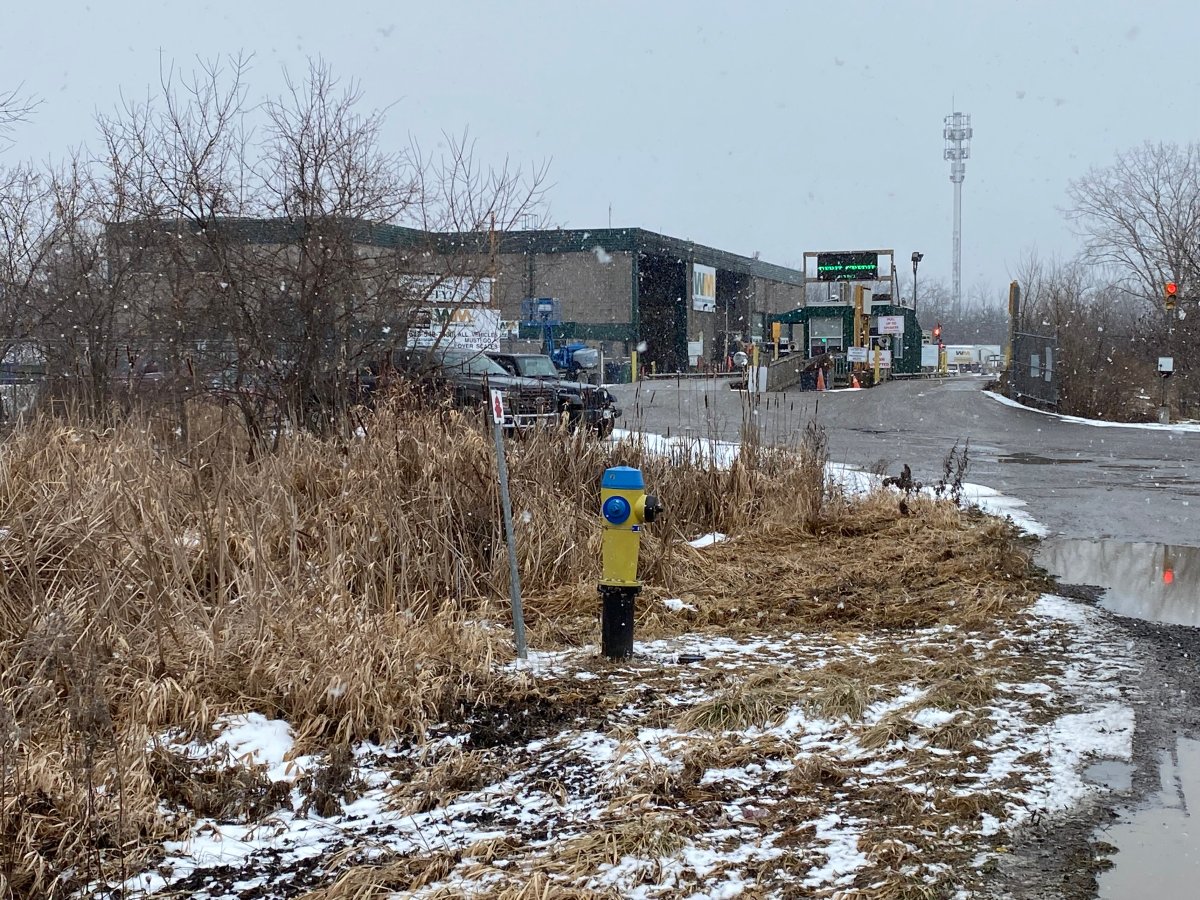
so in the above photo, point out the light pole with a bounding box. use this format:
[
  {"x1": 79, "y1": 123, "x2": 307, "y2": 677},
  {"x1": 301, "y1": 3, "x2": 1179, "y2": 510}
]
[{"x1": 911, "y1": 251, "x2": 923, "y2": 310}]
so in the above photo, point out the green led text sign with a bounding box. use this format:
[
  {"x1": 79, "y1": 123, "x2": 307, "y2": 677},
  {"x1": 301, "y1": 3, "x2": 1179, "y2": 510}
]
[{"x1": 816, "y1": 252, "x2": 879, "y2": 282}]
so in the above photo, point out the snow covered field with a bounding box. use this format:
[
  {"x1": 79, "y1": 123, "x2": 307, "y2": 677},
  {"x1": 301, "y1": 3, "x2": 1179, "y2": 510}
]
[{"x1": 104, "y1": 594, "x2": 1137, "y2": 899}]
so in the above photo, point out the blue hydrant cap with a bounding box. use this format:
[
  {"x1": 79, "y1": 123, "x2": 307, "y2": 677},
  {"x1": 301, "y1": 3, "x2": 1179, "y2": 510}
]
[
  {"x1": 602, "y1": 495, "x2": 632, "y2": 525},
  {"x1": 602, "y1": 466, "x2": 644, "y2": 490}
]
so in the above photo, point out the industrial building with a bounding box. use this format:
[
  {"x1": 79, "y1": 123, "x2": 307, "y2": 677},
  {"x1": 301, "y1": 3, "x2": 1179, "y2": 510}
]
[{"x1": 484, "y1": 228, "x2": 805, "y2": 373}]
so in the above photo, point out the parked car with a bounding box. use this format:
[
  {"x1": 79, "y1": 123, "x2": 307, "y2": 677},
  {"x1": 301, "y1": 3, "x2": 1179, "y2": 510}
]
[
  {"x1": 486, "y1": 351, "x2": 621, "y2": 436},
  {"x1": 392, "y1": 347, "x2": 566, "y2": 431}
]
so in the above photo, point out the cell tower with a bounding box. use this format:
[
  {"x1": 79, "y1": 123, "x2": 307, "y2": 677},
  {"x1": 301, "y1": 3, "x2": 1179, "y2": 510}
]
[{"x1": 943, "y1": 111, "x2": 972, "y2": 319}]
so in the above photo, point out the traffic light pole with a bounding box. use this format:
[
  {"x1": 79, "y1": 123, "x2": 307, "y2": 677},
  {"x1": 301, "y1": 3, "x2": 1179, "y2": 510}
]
[{"x1": 1160, "y1": 282, "x2": 1180, "y2": 424}]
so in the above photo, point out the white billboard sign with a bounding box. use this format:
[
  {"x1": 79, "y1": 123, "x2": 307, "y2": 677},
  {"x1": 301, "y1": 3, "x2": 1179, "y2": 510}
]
[
  {"x1": 921, "y1": 345, "x2": 940, "y2": 368},
  {"x1": 408, "y1": 307, "x2": 501, "y2": 351},
  {"x1": 692, "y1": 263, "x2": 716, "y2": 313},
  {"x1": 878, "y1": 315, "x2": 905, "y2": 335}
]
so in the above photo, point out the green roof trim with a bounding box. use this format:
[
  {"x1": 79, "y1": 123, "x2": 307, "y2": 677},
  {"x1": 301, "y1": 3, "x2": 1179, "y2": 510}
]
[{"x1": 124, "y1": 217, "x2": 804, "y2": 287}]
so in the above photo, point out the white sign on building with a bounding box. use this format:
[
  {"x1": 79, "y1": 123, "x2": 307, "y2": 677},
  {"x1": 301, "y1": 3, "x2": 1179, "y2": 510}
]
[
  {"x1": 404, "y1": 275, "x2": 500, "y2": 351},
  {"x1": 692, "y1": 263, "x2": 717, "y2": 313},
  {"x1": 408, "y1": 275, "x2": 492, "y2": 305},
  {"x1": 878, "y1": 315, "x2": 905, "y2": 335}
]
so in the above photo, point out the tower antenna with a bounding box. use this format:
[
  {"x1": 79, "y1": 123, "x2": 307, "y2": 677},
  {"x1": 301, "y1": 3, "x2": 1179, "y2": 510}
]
[{"x1": 943, "y1": 110, "x2": 973, "y2": 319}]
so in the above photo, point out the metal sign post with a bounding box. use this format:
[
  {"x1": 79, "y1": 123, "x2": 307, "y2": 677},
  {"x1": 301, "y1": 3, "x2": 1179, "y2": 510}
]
[
  {"x1": 489, "y1": 387, "x2": 528, "y2": 659},
  {"x1": 1158, "y1": 357, "x2": 1175, "y2": 425}
]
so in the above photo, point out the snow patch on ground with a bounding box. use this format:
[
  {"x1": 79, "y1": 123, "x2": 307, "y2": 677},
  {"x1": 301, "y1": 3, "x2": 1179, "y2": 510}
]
[
  {"x1": 662, "y1": 597, "x2": 698, "y2": 612},
  {"x1": 983, "y1": 390, "x2": 1200, "y2": 432}
]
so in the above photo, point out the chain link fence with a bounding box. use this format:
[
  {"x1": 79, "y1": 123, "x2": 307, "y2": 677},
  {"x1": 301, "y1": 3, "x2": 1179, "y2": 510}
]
[{"x1": 1011, "y1": 330, "x2": 1060, "y2": 410}]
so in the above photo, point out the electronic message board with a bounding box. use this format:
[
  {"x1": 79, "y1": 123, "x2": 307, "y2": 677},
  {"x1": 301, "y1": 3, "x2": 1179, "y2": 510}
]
[{"x1": 816, "y1": 252, "x2": 878, "y2": 282}]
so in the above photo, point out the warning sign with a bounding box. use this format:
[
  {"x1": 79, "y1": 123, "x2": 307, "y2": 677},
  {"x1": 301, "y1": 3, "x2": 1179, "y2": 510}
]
[{"x1": 490, "y1": 389, "x2": 505, "y2": 425}]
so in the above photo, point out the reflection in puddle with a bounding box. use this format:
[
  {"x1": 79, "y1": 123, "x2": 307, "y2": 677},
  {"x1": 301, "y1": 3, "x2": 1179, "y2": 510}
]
[
  {"x1": 1037, "y1": 540, "x2": 1200, "y2": 627},
  {"x1": 1098, "y1": 738, "x2": 1200, "y2": 897}
]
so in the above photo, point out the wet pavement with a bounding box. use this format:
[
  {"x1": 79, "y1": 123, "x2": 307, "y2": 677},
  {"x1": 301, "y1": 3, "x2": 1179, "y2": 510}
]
[
  {"x1": 1096, "y1": 737, "x2": 1200, "y2": 897},
  {"x1": 608, "y1": 374, "x2": 1200, "y2": 547},
  {"x1": 607, "y1": 374, "x2": 1200, "y2": 898}
]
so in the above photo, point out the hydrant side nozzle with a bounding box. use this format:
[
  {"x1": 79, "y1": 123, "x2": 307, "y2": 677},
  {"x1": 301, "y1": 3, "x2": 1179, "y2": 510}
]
[{"x1": 642, "y1": 494, "x2": 662, "y2": 524}]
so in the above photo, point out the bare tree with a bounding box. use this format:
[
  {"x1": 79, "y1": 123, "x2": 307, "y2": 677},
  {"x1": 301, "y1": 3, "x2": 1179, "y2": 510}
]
[
  {"x1": 1066, "y1": 142, "x2": 1200, "y2": 298},
  {"x1": 0, "y1": 164, "x2": 60, "y2": 361},
  {"x1": 0, "y1": 86, "x2": 38, "y2": 148},
  {"x1": 84, "y1": 56, "x2": 548, "y2": 446},
  {"x1": 1006, "y1": 250, "x2": 1167, "y2": 420},
  {"x1": 1064, "y1": 144, "x2": 1200, "y2": 412}
]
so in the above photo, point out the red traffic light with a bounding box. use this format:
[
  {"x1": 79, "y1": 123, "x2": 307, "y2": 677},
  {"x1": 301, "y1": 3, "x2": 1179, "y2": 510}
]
[
  {"x1": 1164, "y1": 568, "x2": 1174, "y2": 585},
  {"x1": 1166, "y1": 282, "x2": 1178, "y2": 296},
  {"x1": 932, "y1": 323, "x2": 942, "y2": 339}
]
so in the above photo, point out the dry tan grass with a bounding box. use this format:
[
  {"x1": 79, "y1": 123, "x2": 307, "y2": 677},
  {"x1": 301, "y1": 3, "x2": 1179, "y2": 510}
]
[
  {"x1": 676, "y1": 668, "x2": 802, "y2": 732},
  {"x1": 789, "y1": 754, "x2": 854, "y2": 789},
  {"x1": 390, "y1": 748, "x2": 498, "y2": 815},
  {"x1": 0, "y1": 396, "x2": 1045, "y2": 898},
  {"x1": 296, "y1": 850, "x2": 461, "y2": 899},
  {"x1": 556, "y1": 813, "x2": 701, "y2": 877},
  {"x1": 859, "y1": 712, "x2": 917, "y2": 751}
]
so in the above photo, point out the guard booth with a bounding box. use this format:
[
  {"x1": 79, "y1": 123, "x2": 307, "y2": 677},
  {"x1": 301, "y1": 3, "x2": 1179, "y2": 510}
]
[
  {"x1": 768, "y1": 301, "x2": 924, "y2": 382},
  {"x1": 764, "y1": 250, "x2": 925, "y2": 385}
]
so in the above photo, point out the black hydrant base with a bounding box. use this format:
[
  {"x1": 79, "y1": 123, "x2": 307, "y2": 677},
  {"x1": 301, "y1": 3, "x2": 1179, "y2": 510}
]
[{"x1": 599, "y1": 585, "x2": 639, "y2": 659}]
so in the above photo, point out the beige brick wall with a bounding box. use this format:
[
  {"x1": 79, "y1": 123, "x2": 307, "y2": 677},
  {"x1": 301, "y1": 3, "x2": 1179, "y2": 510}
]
[
  {"x1": 752, "y1": 279, "x2": 804, "y2": 317},
  {"x1": 492, "y1": 251, "x2": 634, "y2": 324}
]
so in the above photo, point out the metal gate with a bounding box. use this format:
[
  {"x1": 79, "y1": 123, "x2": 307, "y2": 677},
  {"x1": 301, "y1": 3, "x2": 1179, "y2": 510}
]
[{"x1": 1011, "y1": 330, "x2": 1059, "y2": 409}]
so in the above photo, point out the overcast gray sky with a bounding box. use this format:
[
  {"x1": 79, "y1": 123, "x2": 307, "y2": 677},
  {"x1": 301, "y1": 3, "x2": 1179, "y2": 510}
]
[{"x1": 3, "y1": 1, "x2": 1195, "y2": 297}]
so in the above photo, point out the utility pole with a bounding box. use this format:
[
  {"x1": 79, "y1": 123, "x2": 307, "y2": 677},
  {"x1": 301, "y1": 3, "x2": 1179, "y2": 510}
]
[{"x1": 944, "y1": 111, "x2": 973, "y2": 321}]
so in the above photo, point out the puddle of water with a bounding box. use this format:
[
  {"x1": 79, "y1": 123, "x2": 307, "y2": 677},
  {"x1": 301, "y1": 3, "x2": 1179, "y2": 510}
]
[
  {"x1": 1098, "y1": 738, "x2": 1200, "y2": 897},
  {"x1": 1037, "y1": 540, "x2": 1200, "y2": 628},
  {"x1": 1086, "y1": 760, "x2": 1134, "y2": 794},
  {"x1": 999, "y1": 452, "x2": 1093, "y2": 465}
]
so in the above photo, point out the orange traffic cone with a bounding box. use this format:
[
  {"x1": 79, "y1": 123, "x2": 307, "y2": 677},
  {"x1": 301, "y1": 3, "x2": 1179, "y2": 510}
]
[
  {"x1": 816, "y1": 368, "x2": 826, "y2": 392},
  {"x1": 851, "y1": 374, "x2": 860, "y2": 389}
]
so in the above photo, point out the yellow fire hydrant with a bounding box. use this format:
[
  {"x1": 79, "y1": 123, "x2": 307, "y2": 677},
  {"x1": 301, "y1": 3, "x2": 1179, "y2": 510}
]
[{"x1": 599, "y1": 466, "x2": 662, "y2": 659}]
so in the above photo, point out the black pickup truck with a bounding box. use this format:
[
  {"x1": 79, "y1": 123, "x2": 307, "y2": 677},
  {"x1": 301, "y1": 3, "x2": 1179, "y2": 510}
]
[
  {"x1": 486, "y1": 352, "x2": 620, "y2": 436},
  {"x1": 391, "y1": 348, "x2": 567, "y2": 431}
]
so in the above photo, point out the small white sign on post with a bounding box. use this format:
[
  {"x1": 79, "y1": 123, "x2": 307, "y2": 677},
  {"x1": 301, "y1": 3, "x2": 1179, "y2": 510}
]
[
  {"x1": 878, "y1": 349, "x2": 893, "y2": 369},
  {"x1": 878, "y1": 315, "x2": 905, "y2": 335},
  {"x1": 1159, "y1": 356, "x2": 1175, "y2": 374},
  {"x1": 847, "y1": 347, "x2": 869, "y2": 364},
  {"x1": 490, "y1": 388, "x2": 506, "y2": 424}
]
